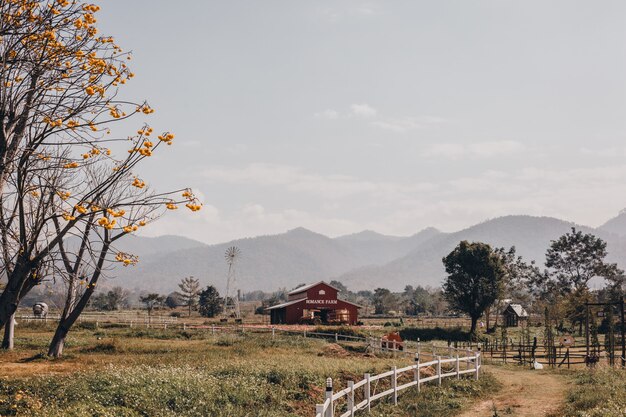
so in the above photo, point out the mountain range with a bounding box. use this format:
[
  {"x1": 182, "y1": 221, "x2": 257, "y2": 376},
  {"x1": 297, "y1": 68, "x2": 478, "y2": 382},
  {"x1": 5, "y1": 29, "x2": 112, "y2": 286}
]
[{"x1": 105, "y1": 212, "x2": 626, "y2": 293}]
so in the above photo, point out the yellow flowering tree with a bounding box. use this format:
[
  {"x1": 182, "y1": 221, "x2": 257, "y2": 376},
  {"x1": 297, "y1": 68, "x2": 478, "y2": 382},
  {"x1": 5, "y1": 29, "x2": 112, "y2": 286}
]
[{"x1": 0, "y1": 0, "x2": 201, "y2": 350}]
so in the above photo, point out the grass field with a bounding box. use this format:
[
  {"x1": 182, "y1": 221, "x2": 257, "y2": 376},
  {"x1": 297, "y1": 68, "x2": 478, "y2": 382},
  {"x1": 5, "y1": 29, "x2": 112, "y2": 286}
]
[
  {"x1": 0, "y1": 323, "x2": 497, "y2": 416},
  {"x1": 1, "y1": 320, "x2": 624, "y2": 416}
]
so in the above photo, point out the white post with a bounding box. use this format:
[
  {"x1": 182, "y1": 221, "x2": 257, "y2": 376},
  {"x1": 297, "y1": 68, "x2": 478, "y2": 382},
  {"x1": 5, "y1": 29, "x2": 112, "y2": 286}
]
[
  {"x1": 183, "y1": 323, "x2": 186, "y2": 331},
  {"x1": 456, "y1": 353, "x2": 460, "y2": 379},
  {"x1": 304, "y1": 329, "x2": 307, "y2": 338},
  {"x1": 392, "y1": 366, "x2": 397, "y2": 405},
  {"x1": 417, "y1": 337, "x2": 421, "y2": 357},
  {"x1": 392, "y1": 340, "x2": 396, "y2": 357},
  {"x1": 348, "y1": 381, "x2": 355, "y2": 417},
  {"x1": 365, "y1": 373, "x2": 371, "y2": 412},
  {"x1": 212, "y1": 325, "x2": 215, "y2": 335},
  {"x1": 437, "y1": 356, "x2": 442, "y2": 386},
  {"x1": 335, "y1": 333, "x2": 338, "y2": 343},
  {"x1": 415, "y1": 353, "x2": 421, "y2": 392},
  {"x1": 475, "y1": 352, "x2": 480, "y2": 380},
  {"x1": 130, "y1": 321, "x2": 133, "y2": 328},
  {"x1": 164, "y1": 323, "x2": 167, "y2": 330},
  {"x1": 272, "y1": 326, "x2": 275, "y2": 339},
  {"x1": 316, "y1": 404, "x2": 325, "y2": 416},
  {"x1": 325, "y1": 378, "x2": 333, "y2": 417}
]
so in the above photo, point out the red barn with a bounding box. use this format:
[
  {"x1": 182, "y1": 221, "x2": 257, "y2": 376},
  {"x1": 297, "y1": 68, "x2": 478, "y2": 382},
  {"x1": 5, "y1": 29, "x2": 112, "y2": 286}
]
[{"x1": 266, "y1": 281, "x2": 361, "y2": 325}]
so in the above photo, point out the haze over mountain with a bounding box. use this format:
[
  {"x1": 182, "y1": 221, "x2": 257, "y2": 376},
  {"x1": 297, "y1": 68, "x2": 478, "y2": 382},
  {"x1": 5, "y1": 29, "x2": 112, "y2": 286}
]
[{"x1": 107, "y1": 212, "x2": 626, "y2": 294}]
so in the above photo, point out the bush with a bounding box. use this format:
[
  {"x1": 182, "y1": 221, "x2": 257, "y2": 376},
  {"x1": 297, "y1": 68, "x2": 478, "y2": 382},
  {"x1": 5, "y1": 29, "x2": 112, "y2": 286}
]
[
  {"x1": 399, "y1": 326, "x2": 476, "y2": 342},
  {"x1": 313, "y1": 326, "x2": 367, "y2": 339}
]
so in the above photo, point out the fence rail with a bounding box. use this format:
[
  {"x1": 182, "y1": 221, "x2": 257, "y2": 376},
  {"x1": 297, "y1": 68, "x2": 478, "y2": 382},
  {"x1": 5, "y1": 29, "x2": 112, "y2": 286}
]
[{"x1": 315, "y1": 351, "x2": 482, "y2": 417}]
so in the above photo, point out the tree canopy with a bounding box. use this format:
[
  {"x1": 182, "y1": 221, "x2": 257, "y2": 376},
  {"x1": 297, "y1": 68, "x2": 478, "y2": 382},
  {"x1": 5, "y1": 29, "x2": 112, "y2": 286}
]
[{"x1": 442, "y1": 241, "x2": 505, "y2": 335}]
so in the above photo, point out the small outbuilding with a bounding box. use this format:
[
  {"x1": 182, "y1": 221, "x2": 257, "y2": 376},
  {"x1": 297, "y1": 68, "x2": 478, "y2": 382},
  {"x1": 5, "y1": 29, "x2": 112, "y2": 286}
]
[
  {"x1": 266, "y1": 281, "x2": 361, "y2": 325},
  {"x1": 503, "y1": 303, "x2": 529, "y2": 327}
]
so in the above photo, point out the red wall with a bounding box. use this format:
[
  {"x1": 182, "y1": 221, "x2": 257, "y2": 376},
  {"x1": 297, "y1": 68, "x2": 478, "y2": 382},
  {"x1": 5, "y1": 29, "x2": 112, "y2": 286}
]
[{"x1": 283, "y1": 283, "x2": 359, "y2": 325}]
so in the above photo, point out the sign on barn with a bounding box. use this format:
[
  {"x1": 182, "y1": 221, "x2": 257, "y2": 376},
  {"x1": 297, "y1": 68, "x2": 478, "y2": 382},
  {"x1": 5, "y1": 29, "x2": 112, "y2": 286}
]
[{"x1": 266, "y1": 281, "x2": 361, "y2": 325}]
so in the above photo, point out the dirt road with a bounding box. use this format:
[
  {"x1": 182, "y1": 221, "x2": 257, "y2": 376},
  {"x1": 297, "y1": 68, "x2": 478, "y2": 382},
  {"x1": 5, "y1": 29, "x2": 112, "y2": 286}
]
[{"x1": 459, "y1": 365, "x2": 568, "y2": 417}]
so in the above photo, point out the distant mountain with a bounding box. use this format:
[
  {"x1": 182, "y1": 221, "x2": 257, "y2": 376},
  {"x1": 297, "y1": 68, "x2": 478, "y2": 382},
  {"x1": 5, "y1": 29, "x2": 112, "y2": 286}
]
[
  {"x1": 599, "y1": 209, "x2": 626, "y2": 237},
  {"x1": 112, "y1": 235, "x2": 208, "y2": 258},
  {"x1": 104, "y1": 215, "x2": 626, "y2": 294},
  {"x1": 108, "y1": 227, "x2": 440, "y2": 293},
  {"x1": 335, "y1": 215, "x2": 626, "y2": 291},
  {"x1": 335, "y1": 227, "x2": 441, "y2": 266}
]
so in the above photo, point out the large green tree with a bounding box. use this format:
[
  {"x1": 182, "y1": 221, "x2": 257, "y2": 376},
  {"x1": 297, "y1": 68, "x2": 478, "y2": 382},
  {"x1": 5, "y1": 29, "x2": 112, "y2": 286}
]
[
  {"x1": 442, "y1": 241, "x2": 505, "y2": 336},
  {"x1": 545, "y1": 228, "x2": 623, "y2": 293},
  {"x1": 198, "y1": 286, "x2": 223, "y2": 318}
]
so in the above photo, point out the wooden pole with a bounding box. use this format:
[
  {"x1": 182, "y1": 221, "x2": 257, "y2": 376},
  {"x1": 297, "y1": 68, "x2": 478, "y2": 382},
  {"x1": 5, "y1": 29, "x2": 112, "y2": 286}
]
[
  {"x1": 585, "y1": 303, "x2": 590, "y2": 360},
  {"x1": 415, "y1": 353, "x2": 421, "y2": 392},
  {"x1": 437, "y1": 356, "x2": 442, "y2": 386},
  {"x1": 325, "y1": 378, "x2": 333, "y2": 417},
  {"x1": 348, "y1": 381, "x2": 355, "y2": 417},
  {"x1": 620, "y1": 298, "x2": 626, "y2": 368},
  {"x1": 392, "y1": 366, "x2": 398, "y2": 405},
  {"x1": 365, "y1": 373, "x2": 371, "y2": 412}
]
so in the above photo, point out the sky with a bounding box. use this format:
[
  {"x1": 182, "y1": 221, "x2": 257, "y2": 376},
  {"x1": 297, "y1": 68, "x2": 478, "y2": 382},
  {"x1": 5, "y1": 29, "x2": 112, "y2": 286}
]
[{"x1": 97, "y1": 1, "x2": 626, "y2": 244}]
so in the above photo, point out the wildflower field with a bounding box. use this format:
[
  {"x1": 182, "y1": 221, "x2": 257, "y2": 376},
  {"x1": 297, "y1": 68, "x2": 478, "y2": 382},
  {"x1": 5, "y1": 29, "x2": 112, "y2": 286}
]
[{"x1": 0, "y1": 323, "x2": 497, "y2": 416}]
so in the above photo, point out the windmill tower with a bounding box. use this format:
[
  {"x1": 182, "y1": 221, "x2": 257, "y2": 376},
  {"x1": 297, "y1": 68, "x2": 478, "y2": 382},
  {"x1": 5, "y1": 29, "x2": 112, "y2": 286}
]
[{"x1": 223, "y1": 246, "x2": 241, "y2": 320}]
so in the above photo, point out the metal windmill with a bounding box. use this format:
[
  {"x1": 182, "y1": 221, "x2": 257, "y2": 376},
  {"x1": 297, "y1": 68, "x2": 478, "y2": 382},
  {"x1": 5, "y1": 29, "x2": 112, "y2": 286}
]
[{"x1": 223, "y1": 246, "x2": 241, "y2": 320}]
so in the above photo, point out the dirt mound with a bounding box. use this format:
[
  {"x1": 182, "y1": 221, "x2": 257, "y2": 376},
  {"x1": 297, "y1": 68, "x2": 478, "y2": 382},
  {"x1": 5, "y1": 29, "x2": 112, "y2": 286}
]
[
  {"x1": 319, "y1": 343, "x2": 350, "y2": 357},
  {"x1": 419, "y1": 366, "x2": 436, "y2": 377}
]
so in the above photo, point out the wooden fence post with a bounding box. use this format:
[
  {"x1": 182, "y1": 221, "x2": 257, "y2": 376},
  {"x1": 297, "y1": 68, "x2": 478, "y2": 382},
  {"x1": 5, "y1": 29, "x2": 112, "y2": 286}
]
[
  {"x1": 392, "y1": 366, "x2": 398, "y2": 405},
  {"x1": 456, "y1": 353, "x2": 460, "y2": 379},
  {"x1": 414, "y1": 353, "x2": 421, "y2": 393},
  {"x1": 475, "y1": 352, "x2": 479, "y2": 380},
  {"x1": 325, "y1": 378, "x2": 333, "y2": 417},
  {"x1": 437, "y1": 356, "x2": 442, "y2": 386},
  {"x1": 365, "y1": 373, "x2": 371, "y2": 412},
  {"x1": 348, "y1": 381, "x2": 355, "y2": 417}
]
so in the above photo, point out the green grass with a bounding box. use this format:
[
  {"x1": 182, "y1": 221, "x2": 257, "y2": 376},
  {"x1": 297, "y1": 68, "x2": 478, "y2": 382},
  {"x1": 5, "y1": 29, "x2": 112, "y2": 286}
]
[
  {"x1": 0, "y1": 327, "x2": 497, "y2": 416},
  {"x1": 366, "y1": 372, "x2": 500, "y2": 417},
  {"x1": 554, "y1": 368, "x2": 626, "y2": 417}
]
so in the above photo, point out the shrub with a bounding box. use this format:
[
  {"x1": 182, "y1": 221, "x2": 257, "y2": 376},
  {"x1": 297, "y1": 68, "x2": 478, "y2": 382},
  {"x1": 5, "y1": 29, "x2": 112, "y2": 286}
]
[{"x1": 399, "y1": 326, "x2": 477, "y2": 342}]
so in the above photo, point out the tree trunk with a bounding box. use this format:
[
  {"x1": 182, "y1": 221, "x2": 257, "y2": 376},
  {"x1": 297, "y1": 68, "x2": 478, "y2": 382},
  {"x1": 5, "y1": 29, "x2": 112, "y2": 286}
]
[
  {"x1": 470, "y1": 316, "x2": 478, "y2": 336},
  {"x1": 485, "y1": 307, "x2": 491, "y2": 330},
  {"x1": 1, "y1": 313, "x2": 15, "y2": 349},
  {"x1": 48, "y1": 323, "x2": 69, "y2": 358}
]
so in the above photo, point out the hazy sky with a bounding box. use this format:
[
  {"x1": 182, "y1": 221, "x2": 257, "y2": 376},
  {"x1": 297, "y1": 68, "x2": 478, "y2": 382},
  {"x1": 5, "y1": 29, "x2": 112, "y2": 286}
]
[{"x1": 98, "y1": 1, "x2": 626, "y2": 244}]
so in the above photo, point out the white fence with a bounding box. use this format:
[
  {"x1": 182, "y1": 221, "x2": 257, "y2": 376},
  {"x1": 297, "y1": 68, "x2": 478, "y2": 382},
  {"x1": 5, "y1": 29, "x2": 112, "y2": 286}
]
[
  {"x1": 315, "y1": 350, "x2": 482, "y2": 417},
  {"x1": 17, "y1": 313, "x2": 179, "y2": 325}
]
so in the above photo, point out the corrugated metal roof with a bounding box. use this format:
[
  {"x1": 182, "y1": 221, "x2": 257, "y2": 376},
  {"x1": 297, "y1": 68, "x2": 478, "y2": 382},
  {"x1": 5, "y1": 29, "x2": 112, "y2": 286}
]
[
  {"x1": 265, "y1": 298, "x2": 305, "y2": 310},
  {"x1": 506, "y1": 303, "x2": 529, "y2": 318},
  {"x1": 287, "y1": 281, "x2": 341, "y2": 295}
]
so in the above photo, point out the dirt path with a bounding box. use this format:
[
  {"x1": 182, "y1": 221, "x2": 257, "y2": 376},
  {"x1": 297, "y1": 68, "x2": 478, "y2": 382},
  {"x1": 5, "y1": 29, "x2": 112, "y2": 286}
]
[{"x1": 459, "y1": 365, "x2": 568, "y2": 417}]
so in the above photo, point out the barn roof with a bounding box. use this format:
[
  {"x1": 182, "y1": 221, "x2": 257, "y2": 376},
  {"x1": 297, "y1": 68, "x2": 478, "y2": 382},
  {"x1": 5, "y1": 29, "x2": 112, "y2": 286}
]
[
  {"x1": 287, "y1": 281, "x2": 341, "y2": 295},
  {"x1": 265, "y1": 298, "x2": 304, "y2": 310},
  {"x1": 505, "y1": 303, "x2": 529, "y2": 318},
  {"x1": 265, "y1": 297, "x2": 363, "y2": 310}
]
